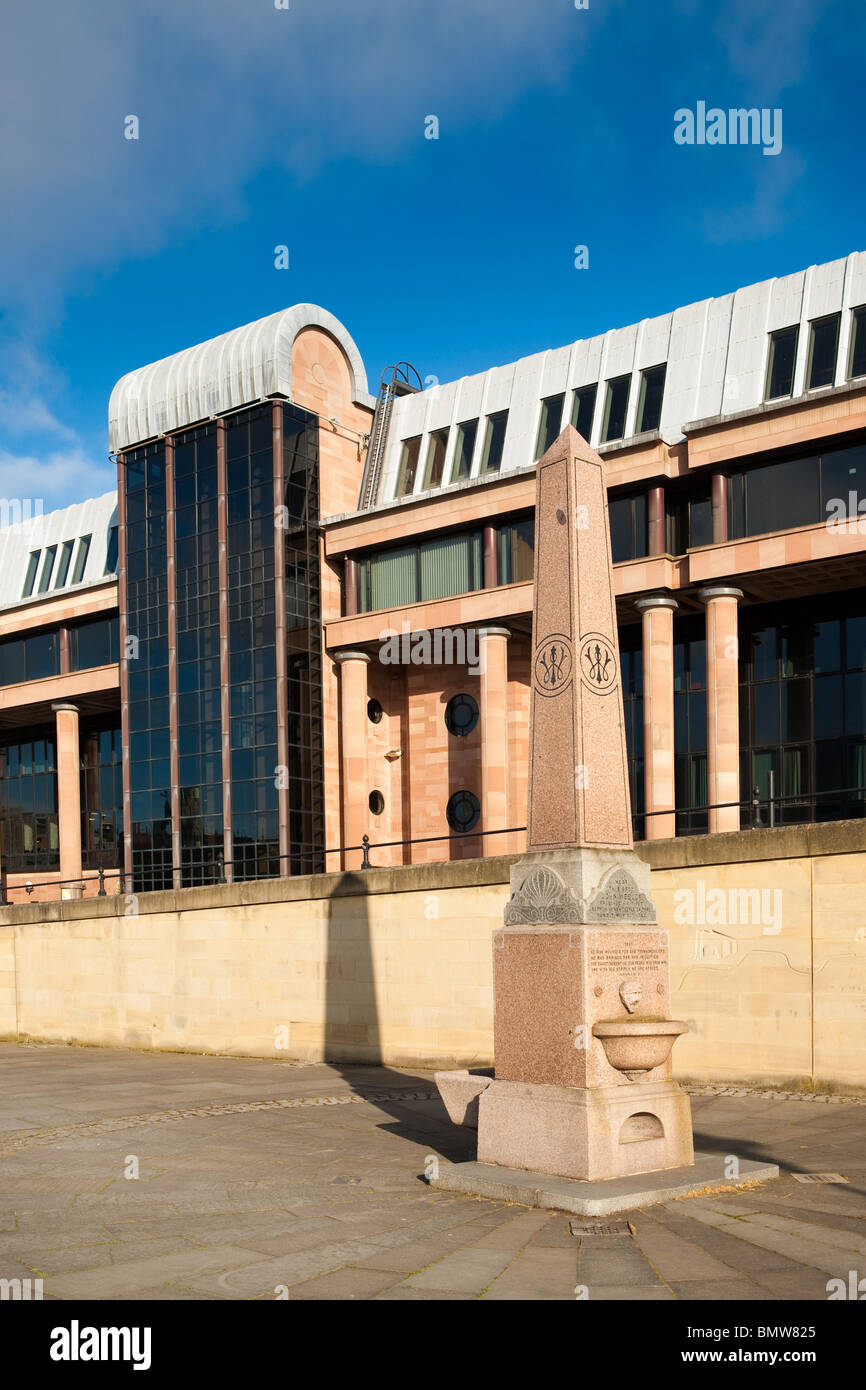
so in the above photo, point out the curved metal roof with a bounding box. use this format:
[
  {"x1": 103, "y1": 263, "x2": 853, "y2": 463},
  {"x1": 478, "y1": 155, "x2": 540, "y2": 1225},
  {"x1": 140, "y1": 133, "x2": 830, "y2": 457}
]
[
  {"x1": 0, "y1": 491, "x2": 118, "y2": 612},
  {"x1": 108, "y1": 304, "x2": 373, "y2": 452}
]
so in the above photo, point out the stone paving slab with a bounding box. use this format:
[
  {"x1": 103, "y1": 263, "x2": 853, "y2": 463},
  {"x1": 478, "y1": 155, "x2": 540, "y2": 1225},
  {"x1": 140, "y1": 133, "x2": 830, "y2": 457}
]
[
  {"x1": 1, "y1": 1043, "x2": 866, "y2": 1301},
  {"x1": 431, "y1": 1153, "x2": 780, "y2": 1215}
]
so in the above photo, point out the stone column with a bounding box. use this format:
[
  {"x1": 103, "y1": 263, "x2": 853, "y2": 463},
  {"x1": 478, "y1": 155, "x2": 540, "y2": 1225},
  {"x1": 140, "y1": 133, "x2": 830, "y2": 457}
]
[
  {"x1": 344, "y1": 558, "x2": 360, "y2": 616},
  {"x1": 647, "y1": 485, "x2": 666, "y2": 556},
  {"x1": 634, "y1": 594, "x2": 678, "y2": 840},
  {"x1": 711, "y1": 473, "x2": 729, "y2": 544},
  {"x1": 483, "y1": 525, "x2": 498, "y2": 589},
  {"x1": 52, "y1": 702, "x2": 82, "y2": 898},
  {"x1": 334, "y1": 650, "x2": 371, "y2": 870},
  {"x1": 478, "y1": 627, "x2": 510, "y2": 857},
  {"x1": 699, "y1": 586, "x2": 743, "y2": 833}
]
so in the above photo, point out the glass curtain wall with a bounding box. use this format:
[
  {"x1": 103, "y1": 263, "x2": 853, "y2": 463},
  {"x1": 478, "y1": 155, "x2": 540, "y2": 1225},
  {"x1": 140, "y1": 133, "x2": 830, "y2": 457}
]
[
  {"x1": 80, "y1": 719, "x2": 123, "y2": 871},
  {"x1": 739, "y1": 597, "x2": 866, "y2": 826},
  {"x1": 0, "y1": 730, "x2": 59, "y2": 871},
  {"x1": 618, "y1": 630, "x2": 645, "y2": 838},
  {"x1": 176, "y1": 424, "x2": 223, "y2": 886},
  {"x1": 124, "y1": 441, "x2": 171, "y2": 892},
  {"x1": 282, "y1": 403, "x2": 325, "y2": 875},
  {"x1": 674, "y1": 623, "x2": 708, "y2": 834}
]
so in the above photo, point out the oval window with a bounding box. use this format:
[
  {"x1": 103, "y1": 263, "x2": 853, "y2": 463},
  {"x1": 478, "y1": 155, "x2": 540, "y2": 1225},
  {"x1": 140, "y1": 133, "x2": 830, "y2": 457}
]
[
  {"x1": 446, "y1": 789, "x2": 481, "y2": 833},
  {"x1": 444, "y1": 693, "x2": 479, "y2": 737}
]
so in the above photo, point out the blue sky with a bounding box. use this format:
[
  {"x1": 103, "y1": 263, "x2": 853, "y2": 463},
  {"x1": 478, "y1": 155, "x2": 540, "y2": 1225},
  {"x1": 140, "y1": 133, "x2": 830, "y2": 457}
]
[{"x1": 0, "y1": 0, "x2": 863, "y2": 509}]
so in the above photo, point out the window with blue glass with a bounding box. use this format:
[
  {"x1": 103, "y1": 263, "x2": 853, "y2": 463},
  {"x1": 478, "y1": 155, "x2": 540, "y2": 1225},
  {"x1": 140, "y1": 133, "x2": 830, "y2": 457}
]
[
  {"x1": 80, "y1": 719, "x2": 123, "y2": 870},
  {"x1": 619, "y1": 631, "x2": 645, "y2": 838},
  {"x1": 0, "y1": 731, "x2": 59, "y2": 871},
  {"x1": 124, "y1": 440, "x2": 171, "y2": 892},
  {"x1": 674, "y1": 624, "x2": 708, "y2": 834},
  {"x1": 226, "y1": 405, "x2": 279, "y2": 881},
  {"x1": 175, "y1": 424, "x2": 223, "y2": 886},
  {"x1": 0, "y1": 630, "x2": 59, "y2": 686},
  {"x1": 69, "y1": 617, "x2": 119, "y2": 671},
  {"x1": 739, "y1": 597, "x2": 866, "y2": 827}
]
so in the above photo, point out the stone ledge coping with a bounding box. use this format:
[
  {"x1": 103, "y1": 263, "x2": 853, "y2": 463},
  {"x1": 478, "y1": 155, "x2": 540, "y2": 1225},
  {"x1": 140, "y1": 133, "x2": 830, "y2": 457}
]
[
  {"x1": 0, "y1": 854, "x2": 518, "y2": 925},
  {"x1": 635, "y1": 817, "x2": 866, "y2": 870},
  {"x1": 1, "y1": 819, "x2": 864, "y2": 925}
]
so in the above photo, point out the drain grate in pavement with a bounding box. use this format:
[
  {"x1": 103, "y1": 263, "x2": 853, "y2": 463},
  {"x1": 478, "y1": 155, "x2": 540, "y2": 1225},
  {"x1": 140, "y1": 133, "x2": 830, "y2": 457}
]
[
  {"x1": 791, "y1": 1172, "x2": 850, "y2": 1184},
  {"x1": 570, "y1": 1220, "x2": 634, "y2": 1238}
]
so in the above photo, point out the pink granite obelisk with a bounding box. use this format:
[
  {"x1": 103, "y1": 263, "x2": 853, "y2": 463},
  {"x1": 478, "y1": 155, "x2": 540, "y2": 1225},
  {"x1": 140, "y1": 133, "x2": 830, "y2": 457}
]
[{"x1": 435, "y1": 426, "x2": 694, "y2": 1182}]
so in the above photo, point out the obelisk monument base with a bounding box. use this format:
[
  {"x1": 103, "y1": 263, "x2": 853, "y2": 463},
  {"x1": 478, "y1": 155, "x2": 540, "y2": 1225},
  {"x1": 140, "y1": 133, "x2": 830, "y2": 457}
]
[{"x1": 437, "y1": 848, "x2": 696, "y2": 1181}]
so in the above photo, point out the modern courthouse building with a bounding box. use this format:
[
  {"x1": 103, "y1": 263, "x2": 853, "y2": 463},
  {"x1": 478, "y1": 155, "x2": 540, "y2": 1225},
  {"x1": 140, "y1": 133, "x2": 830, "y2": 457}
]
[{"x1": 2, "y1": 254, "x2": 866, "y2": 900}]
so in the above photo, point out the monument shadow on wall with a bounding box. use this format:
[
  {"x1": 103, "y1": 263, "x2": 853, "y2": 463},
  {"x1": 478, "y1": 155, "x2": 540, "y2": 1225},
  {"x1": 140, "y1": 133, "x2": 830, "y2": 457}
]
[{"x1": 324, "y1": 871, "x2": 474, "y2": 1164}]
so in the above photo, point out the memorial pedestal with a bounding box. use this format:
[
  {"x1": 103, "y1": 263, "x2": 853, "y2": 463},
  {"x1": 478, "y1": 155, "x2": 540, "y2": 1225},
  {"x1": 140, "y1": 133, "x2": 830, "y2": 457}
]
[{"x1": 433, "y1": 428, "x2": 778, "y2": 1210}]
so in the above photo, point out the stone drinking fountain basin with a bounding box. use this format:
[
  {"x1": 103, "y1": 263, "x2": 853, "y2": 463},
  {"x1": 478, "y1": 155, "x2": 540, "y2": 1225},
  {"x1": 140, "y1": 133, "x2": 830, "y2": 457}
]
[{"x1": 593, "y1": 1020, "x2": 689, "y2": 1081}]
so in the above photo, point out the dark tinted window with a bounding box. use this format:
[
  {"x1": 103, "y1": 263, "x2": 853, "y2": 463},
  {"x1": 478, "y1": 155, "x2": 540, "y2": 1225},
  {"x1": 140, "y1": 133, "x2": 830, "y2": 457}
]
[
  {"x1": 71, "y1": 535, "x2": 91, "y2": 584},
  {"x1": 0, "y1": 630, "x2": 60, "y2": 685},
  {"x1": 395, "y1": 437, "x2": 421, "y2": 496},
  {"x1": 745, "y1": 455, "x2": 819, "y2": 535},
  {"x1": 37, "y1": 546, "x2": 56, "y2": 593},
  {"x1": 0, "y1": 730, "x2": 59, "y2": 870},
  {"x1": 497, "y1": 517, "x2": 534, "y2": 584},
  {"x1": 821, "y1": 442, "x2": 866, "y2": 518},
  {"x1": 602, "y1": 376, "x2": 630, "y2": 442},
  {"x1": 850, "y1": 308, "x2": 866, "y2": 379},
  {"x1": 423, "y1": 429, "x2": 449, "y2": 489},
  {"x1": 451, "y1": 420, "x2": 477, "y2": 481},
  {"x1": 105, "y1": 526, "x2": 119, "y2": 574},
  {"x1": 70, "y1": 617, "x2": 119, "y2": 671},
  {"x1": 22, "y1": 551, "x2": 39, "y2": 598},
  {"x1": 54, "y1": 540, "x2": 73, "y2": 589},
  {"x1": 608, "y1": 493, "x2": 648, "y2": 562},
  {"x1": 571, "y1": 384, "x2": 597, "y2": 441},
  {"x1": 535, "y1": 395, "x2": 564, "y2": 459},
  {"x1": 808, "y1": 314, "x2": 840, "y2": 390},
  {"x1": 689, "y1": 491, "x2": 713, "y2": 548},
  {"x1": 765, "y1": 326, "x2": 798, "y2": 400},
  {"x1": 638, "y1": 365, "x2": 666, "y2": 433},
  {"x1": 480, "y1": 411, "x2": 508, "y2": 472}
]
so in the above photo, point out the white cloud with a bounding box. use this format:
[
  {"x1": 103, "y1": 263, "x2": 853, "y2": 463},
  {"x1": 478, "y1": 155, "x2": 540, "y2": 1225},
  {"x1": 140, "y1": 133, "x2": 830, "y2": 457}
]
[
  {"x1": 0, "y1": 446, "x2": 114, "y2": 512},
  {"x1": 701, "y1": 148, "x2": 806, "y2": 245},
  {"x1": 713, "y1": 0, "x2": 829, "y2": 99},
  {"x1": 0, "y1": 0, "x2": 585, "y2": 314}
]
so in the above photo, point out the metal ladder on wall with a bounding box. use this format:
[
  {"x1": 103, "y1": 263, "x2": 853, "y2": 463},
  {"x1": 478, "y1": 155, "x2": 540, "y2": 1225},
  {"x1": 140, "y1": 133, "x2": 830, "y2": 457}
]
[{"x1": 357, "y1": 362, "x2": 422, "y2": 510}]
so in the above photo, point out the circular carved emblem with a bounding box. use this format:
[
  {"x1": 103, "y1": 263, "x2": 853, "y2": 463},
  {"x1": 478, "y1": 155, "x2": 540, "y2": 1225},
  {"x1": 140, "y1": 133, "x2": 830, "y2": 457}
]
[
  {"x1": 533, "y1": 634, "x2": 573, "y2": 696},
  {"x1": 578, "y1": 632, "x2": 618, "y2": 694}
]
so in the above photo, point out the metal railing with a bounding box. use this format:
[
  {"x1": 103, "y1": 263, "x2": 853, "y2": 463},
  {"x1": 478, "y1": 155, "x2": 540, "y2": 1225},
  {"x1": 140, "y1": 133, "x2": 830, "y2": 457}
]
[{"x1": 2, "y1": 782, "x2": 864, "y2": 904}]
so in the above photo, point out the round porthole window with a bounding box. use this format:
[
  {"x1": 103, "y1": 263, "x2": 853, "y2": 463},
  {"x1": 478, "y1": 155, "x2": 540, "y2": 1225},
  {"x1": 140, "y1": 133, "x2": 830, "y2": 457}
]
[
  {"x1": 446, "y1": 789, "x2": 481, "y2": 834},
  {"x1": 444, "y1": 693, "x2": 479, "y2": 738},
  {"x1": 369, "y1": 789, "x2": 385, "y2": 815},
  {"x1": 367, "y1": 698, "x2": 384, "y2": 724}
]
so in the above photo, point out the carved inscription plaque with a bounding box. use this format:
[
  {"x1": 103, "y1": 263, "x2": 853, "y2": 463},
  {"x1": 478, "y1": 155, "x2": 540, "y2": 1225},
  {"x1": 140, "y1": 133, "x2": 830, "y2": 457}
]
[{"x1": 588, "y1": 944, "x2": 666, "y2": 976}]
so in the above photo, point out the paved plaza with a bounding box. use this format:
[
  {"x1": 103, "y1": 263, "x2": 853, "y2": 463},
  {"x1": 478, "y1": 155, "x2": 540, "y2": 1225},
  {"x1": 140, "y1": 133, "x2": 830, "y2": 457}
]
[{"x1": 1, "y1": 1042, "x2": 865, "y2": 1301}]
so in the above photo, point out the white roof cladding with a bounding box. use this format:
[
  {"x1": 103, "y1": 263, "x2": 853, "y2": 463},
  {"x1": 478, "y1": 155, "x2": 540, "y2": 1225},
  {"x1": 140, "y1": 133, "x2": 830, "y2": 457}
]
[
  {"x1": 108, "y1": 304, "x2": 374, "y2": 453},
  {"x1": 380, "y1": 251, "x2": 866, "y2": 504},
  {"x1": 0, "y1": 491, "x2": 118, "y2": 612}
]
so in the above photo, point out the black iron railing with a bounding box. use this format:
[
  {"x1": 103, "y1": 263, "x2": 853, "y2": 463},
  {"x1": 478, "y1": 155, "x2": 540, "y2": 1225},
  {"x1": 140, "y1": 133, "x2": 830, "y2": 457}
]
[{"x1": 2, "y1": 783, "x2": 864, "y2": 904}]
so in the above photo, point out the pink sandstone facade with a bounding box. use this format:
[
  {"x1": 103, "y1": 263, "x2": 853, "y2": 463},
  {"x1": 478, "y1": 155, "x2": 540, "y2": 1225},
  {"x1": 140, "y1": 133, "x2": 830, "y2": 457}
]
[{"x1": 2, "y1": 259, "x2": 866, "y2": 899}]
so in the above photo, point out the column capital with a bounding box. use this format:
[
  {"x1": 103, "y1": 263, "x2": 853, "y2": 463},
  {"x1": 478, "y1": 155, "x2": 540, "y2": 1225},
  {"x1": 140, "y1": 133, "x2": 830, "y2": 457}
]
[
  {"x1": 476, "y1": 626, "x2": 512, "y2": 639},
  {"x1": 634, "y1": 593, "x2": 679, "y2": 614},
  {"x1": 698, "y1": 586, "x2": 743, "y2": 604},
  {"x1": 333, "y1": 649, "x2": 371, "y2": 665},
  {"x1": 51, "y1": 702, "x2": 80, "y2": 714}
]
